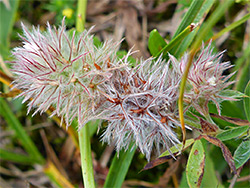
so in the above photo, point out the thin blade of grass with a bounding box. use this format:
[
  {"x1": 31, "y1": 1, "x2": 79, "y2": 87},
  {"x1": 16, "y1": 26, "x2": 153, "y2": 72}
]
[
  {"x1": 0, "y1": 148, "x2": 34, "y2": 164},
  {"x1": 156, "y1": 23, "x2": 198, "y2": 58},
  {"x1": 0, "y1": 98, "x2": 45, "y2": 164},
  {"x1": 191, "y1": 0, "x2": 234, "y2": 49},
  {"x1": 211, "y1": 12, "x2": 250, "y2": 42},
  {"x1": 0, "y1": 0, "x2": 19, "y2": 58},
  {"x1": 104, "y1": 144, "x2": 136, "y2": 188},
  {"x1": 171, "y1": 0, "x2": 205, "y2": 39},
  {"x1": 173, "y1": 0, "x2": 215, "y2": 58}
]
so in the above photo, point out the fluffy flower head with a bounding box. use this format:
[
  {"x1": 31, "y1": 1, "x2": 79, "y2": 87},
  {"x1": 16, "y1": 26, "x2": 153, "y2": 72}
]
[
  {"x1": 11, "y1": 21, "x2": 127, "y2": 127},
  {"x1": 170, "y1": 42, "x2": 235, "y2": 115}
]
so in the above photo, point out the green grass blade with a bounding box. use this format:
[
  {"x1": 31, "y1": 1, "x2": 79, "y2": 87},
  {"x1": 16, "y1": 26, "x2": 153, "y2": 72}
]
[
  {"x1": 232, "y1": 42, "x2": 250, "y2": 81},
  {"x1": 156, "y1": 24, "x2": 198, "y2": 58},
  {"x1": 192, "y1": 0, "x2": 234, "y2": 50},
  {"x1": 235, "y1": 43, "x2": 250, "y2": 92},
  {"x1": 0, "y1": 0, "x2": 20, "y2": 57},
  {"x1": 212, "y1": 12, "x2": 250, "y2": 41},
  {"x1": 104, "y1": 145, "x2": 136, "y2": 188},
  {"x1": 0, "y1": 148, "x2": 34, "y2": 164},
  {"x1": 172, "y1": 0, "x2": 205, "y2": 39},
  {"x1": 173, "y1": 0, "x2": 215, "y2": 58},
  {"x1": 0, "y1": 98, "x2": 45, "y2": 164}
]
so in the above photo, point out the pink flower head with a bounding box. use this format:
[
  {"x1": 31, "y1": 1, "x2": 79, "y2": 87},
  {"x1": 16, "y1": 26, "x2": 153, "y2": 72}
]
[
  {"x1": 100, "y1": 57, "x2": 181, "y2": 160},
  {"x1": 11, "y1": 20, "x2": 127, "y2": 127},
  {"x1": 170, "y1": 42, "x2": 235, "y2": 115}
]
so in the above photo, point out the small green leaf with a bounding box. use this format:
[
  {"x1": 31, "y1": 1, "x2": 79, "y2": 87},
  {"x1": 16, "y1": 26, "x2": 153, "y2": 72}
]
[
  {"x1": 216, "y1": 126, "x2": 249, "y2": 141},
  {"x1": 148, "y1": 29, "x2": 167, "y2": 56},
  {"x1": 93, "y1": 36, "x2": 102, "y2": 47},
  {"x1": 234, "y1": 141, "x2": 250, "y2": 169},
  {"x1": 186, "y1": 140, "x2": 205, "y2": 188},
  {"x1": 244, "y1": 81, "x2": 250, "y2": 121},
  {"x1": 160, "y1": 138, "x2": 194, "y2": 157}
]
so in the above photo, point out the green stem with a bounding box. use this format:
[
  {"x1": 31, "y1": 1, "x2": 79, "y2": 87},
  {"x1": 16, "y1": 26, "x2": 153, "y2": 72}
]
[
  {"x1": 76, "y1": 0, "x2": 87, "y2": 32},
  {"x1": 78, "y1": 124, "x2": 95, "y2": 188},
  {"x1": 76, "y1": 0, "x2": 95, "y2": 187}
]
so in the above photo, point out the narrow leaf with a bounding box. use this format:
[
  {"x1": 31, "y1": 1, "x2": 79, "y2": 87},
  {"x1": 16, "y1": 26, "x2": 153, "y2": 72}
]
[
  {"x1": 210, "y1": 113, "x2": 250, "y2": 126},
  {"x1": 218, "y1": 89, "x2": 246, "y2": 100},
  {"x1": 174, "y1": 0, "x2": 215, "y2": 57},
  {"x1": 191, "y1": 0, "x2": 234, "y2": 50},
  {"x1": 234, "y1": 141, "x2": 250, "y2": 169},
  {"x1": 0, "y1": 98, "x2": 45, "y2": 164},
  {"x1": 160, "y1": 138, "x2": 195, "y2": 157},
  {"x1": 156, "y1": 23, "x2": 198, "y2": 58},
  {"x1": 196, "y1": 135, "x2": 237, "y2": 174},
  {"x1": 0, "y1": 0, "x2": 19, "y2": 58},
  {"x1": 186, "y1": 140, "x2": 205, "y2": 188},
  {"x1": 0, "y1": 148, "x2": 34, "y2": 164},
  {"x1": 143, "y1": 139, "x2": 195, "y2": 170},
  {"x1": 104, "y1": 145, "x2": 136, "y2": 188},
  {"x1": 211, "y1": 12, "x2": 250, "y2": 42},
  {"x1": 172, "y1": 0, "x2": 205, "y2": 39},
  {"x1": 216, "y1": 126, "x2": 249, "y2": 141},
  {"x1": 234, "y1": 43, "x2": 250, "y2": 93}
]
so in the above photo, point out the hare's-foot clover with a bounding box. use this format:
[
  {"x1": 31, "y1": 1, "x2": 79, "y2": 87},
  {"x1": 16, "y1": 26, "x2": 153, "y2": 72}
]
[
  {"x1": 11, "y1": 20, "x2": 128, "y2": 128},
  {"x1": 11, "y1": 21, "x2": 240, "y2": 162}
]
